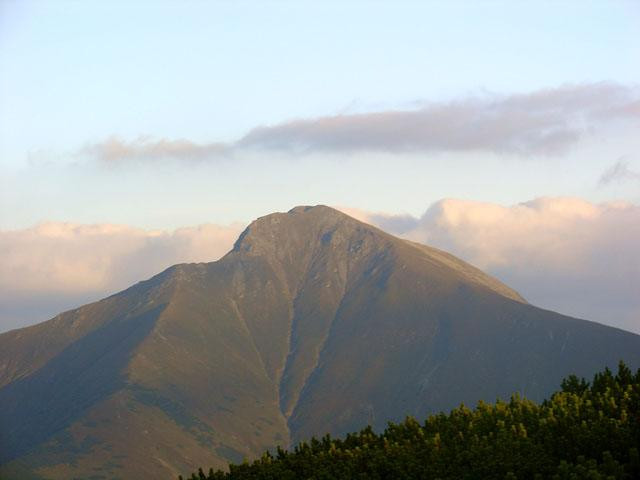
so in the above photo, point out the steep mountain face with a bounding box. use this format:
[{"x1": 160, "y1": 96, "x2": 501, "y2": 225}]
[{"x1": 1, "y1": 205, "x2": 639, "y2": 479}]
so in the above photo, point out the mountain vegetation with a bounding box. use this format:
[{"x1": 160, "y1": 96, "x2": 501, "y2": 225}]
[
  {"x1": 183, "y1": 362, "x2": 640, "y2": 480},
  {"x1": 1, "y1": 206, "x2": 639, "y2": 479}
]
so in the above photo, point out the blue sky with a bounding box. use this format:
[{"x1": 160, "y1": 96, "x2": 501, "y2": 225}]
[
  {"x1": 1, "y1": 0, "x2": 639, "y2": 228},
  {"x1": 2, "y1": 1, "x2": 638, "y2": 149},
  {"x1": 3, "y1": 1, "x2": 637, "y2": 149},
  {"x1": 1, "y1": 1, "x2": 639, "y2": 332}
]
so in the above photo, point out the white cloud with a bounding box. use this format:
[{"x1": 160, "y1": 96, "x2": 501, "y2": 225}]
[{"x1": 341, "y1": 198, "x2": 640, "y2": 334}]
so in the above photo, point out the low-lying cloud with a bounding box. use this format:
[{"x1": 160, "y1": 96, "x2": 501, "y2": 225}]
[{"x1": 82, "y1": 83, "x2": 640, "y2": 163}]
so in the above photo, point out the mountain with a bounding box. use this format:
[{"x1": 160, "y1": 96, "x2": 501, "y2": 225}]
[
  {"x1": 183, "y1": 363, "x2": 640, "y2": 479},
  {"x1": 1, "y1": 205, "x2": 639, "y2": 479}
]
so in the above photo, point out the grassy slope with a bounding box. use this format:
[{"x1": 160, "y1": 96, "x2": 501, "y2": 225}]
[{"x1": 184, "y1": 362, "x2": 640, "y2": 480}]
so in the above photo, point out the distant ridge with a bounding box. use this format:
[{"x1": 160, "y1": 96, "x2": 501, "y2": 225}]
[{"x1": 1, "y1": 205, "x2": 639, "y2": 479}]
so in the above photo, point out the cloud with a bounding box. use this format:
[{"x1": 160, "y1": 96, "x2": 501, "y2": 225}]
[
  {"x1": 238, "y1": 82, "x2": 640, "y2": 156},
  {"x1": 338, "y1": 207, "x2": 418, "y2": 235},
  {"x1": 0, "y1": 221, "x2": 242, "y2": 332},
  {"x1": 343, "y1": 197, "x2": 640, "y2": 334},
  {"x1": 81, "y1": 83, "x2": 640, "y2": 163},
  {"x1": 81, "y1": 135, "x2": 230, "y2": 163},
  {"x1": 599, "y1": 158, "x2": 640, "y2": 185}
]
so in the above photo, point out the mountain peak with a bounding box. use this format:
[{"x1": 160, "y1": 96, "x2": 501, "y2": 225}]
[
  {"x1": 231, "y1": 205, "x2": 525, "y2": 304},
  {"x1": 232, "y1": 205, "x2": 362, "y2": 254},
  {"x1": 287, "y1": 205, "x2": 326, "y2": 214}
]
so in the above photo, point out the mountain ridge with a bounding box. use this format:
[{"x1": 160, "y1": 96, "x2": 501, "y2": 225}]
[{"x1": 1, "y1": 205, "x2": 639, "y2": 479}]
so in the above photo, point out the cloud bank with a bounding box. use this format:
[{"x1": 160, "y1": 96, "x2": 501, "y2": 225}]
[
  {"x1": 343, "y1": 197, "x2": 640, "y2": 334},
  {"x1": 82, "y1": 83, "x2": 640, "y2": 163}
]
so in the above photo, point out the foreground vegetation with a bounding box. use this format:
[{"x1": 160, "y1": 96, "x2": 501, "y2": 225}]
[{"x1": 182, "y1": 362, "x2": 640, "y2": 479}]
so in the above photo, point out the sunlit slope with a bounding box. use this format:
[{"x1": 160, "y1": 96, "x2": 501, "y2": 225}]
[{"x1": 1, "y1": 205, "x2": 639, "y2": 479}]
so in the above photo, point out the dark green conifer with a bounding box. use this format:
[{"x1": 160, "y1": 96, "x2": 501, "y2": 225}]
[{"x1": 182, "y1": 362, "x2": 640, "y2": 480}]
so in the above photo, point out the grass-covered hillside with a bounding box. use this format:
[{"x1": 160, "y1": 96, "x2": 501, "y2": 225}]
[
  {"x1": 4, "y1": 206, "x2": 640, "y2": 479},
  {"x1": 183, "y1": 362, "x2": 640, "y2": 480}
]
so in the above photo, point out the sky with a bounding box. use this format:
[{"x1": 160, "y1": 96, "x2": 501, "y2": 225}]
[{"x1": 1, "y1": 0, "x2": 639, "y2": 333}]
